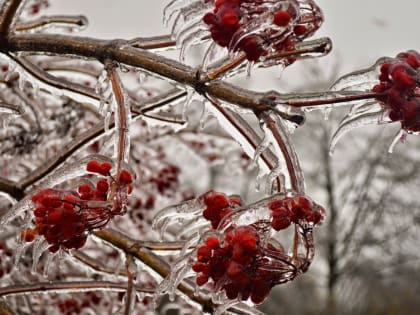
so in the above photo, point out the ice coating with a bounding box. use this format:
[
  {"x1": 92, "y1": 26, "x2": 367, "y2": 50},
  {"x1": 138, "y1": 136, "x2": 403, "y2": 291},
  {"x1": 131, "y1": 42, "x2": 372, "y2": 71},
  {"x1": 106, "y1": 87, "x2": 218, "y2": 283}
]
[
  {"x1": 329, "y1": 107, "x2": 384, "y2": 155},
  {"x1": 164, "y1": 0, "x2": 324, "y2": 70},
  {"x1": 154, "y1": 190, "x2": 325, "y2": 309},
  {"x1": 329, "y1": 50, "x2": 420, "y2": 153}
]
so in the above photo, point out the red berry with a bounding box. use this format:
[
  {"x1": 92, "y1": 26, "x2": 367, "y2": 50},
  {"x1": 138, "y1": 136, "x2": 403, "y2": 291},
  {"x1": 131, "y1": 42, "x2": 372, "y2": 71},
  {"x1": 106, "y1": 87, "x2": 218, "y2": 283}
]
[
  {"x1": 205, "y1": 237, "x2": 220, "y2": 249},
  {"x1": 273, "y1": 10, "x2": 291, "y2": 27},
  {"x1": 119, "y1": 170, "x2": 133, "y2": 185},
  {"x1": 196, "y1": 274, "x2": 209, "y2": 286},
  {"x1": 96, "y1": 180, "x2": 109, "y2": 193},
  {"x1": 294, "y1": 25, "x2": 307, "y2": 36},
  {"x1": 86, "y1": 160, "x2": 101, "y2": 173},
  {"x1": 99, "y1": 162, "x2": 112, "y2": 176},
  {"x1": 197, "y1": 245, "x2": 212, "y2": 262},
  {"x1": 222, "y1": 12, "x2": 239, "y2": 26}
]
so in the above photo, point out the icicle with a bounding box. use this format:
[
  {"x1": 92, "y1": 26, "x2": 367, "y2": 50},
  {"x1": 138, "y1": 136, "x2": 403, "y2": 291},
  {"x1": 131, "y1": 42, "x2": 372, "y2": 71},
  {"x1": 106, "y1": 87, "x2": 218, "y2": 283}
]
[
  {"x1": 329, "y1": 109, "x2": 384, "y2": 155},
  {"x1": 177, "y1": 220, "x2": 210, "y2": 240},
  {"x1": 323, "y1": 107, "x2": 332, "y2": 120},
  {"x1": 0, "y1": 191, "x2": 17, "y2": 205},
  {"x1": 253, "y1": 135, "x2": 270, "y2": 166},
  {"x1": 35, "y1": 157, "x2": 92, "y2": 189},
  {"x1": 163, "y1": 0, "x2": 195, "y2": 27},
  {"x1": 175, "y1": 14, "x2": 204, "y2": 43},
  {"x1": 388, "y1": 129, "x2": 406, "y2": 153},
  {"x1": 31, "y1": 238, "x2": 50, "y2": 274},
  {"x1": 43, "y1": 252, "x2": 56, "y2": 278},
  {"x1": 246, "y1": 61, "x2": 254, "y2": 77},
  {"x1": 179, "y1": 28, "x2": 209, "y2": 62},
  {"x1": 199, "y1": 102, "x2": 212, "y2": 129},
  {"x1": 0, "y1": 197, "x2": 32, "y2": 228},
  {"x1": 214, "y1": 299, "x2": 242, "y2": 315},
  {"x1": 205, "y1": 101, "x2": 272, "y2": 176},
  {"x1": 152, "y1": 199, "x2": 202, "y2": 238},
  {"x1": 330, "y1": 57, "x2": 392, "y2": 92},
  {"x1": 182, "y1": 87, "x2": 195, "y2": 121},
  {"x1": 202, "y1": 42, "x2": 218, "y2": 72},
  {"x1": 1, "y1": 54, "x2": 97, "y2": 105}
]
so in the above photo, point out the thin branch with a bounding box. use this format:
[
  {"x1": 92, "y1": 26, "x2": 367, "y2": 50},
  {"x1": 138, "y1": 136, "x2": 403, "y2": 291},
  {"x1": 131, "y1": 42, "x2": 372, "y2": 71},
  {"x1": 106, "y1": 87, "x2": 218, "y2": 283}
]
[
  {"x1": 281, "y1": 91, "x2": 379, "y2": 107},
  {"x1": 0, "y1": 0, "x2": 24, "y2": 36},
  {"x1": 106, "y1": 60, "x2": 130, "y2": 174},
  {"x1": 0, "y1": 101, "x2": 24, "y2": 114},
  {"x1": 11, "y1": 55, "x2": 99, "y2": 104},
  {"x1": 204, "y1": 54, "x2": 246, "y2": 81},
  {"x1": 128, "y1": 35, "x2": 176, "y2": 50},
  {"x1": 94, "y1": 228, "x2": 216, "y2": 314},
  {"x1": 16, "y1": 15, "x2": 88, "y2": 32},
  {"x1": 0, "y1": 281, "x2": 154, "y2": 297},
  {"x1": 72, "y1": 250, "x2": 128, "y2": 277},
  {"x1": 124, "y1": 255, "x2": 135, "y2": 315},
  {"x1": 19, "y1": 120, "x2": 105, "y2": 189},
  {"x1": 258, "y1": 110, "x2": 305, "y2": 194},
  {"x1": 0, "y1": 177, "x2": 22, "y2": 200}
]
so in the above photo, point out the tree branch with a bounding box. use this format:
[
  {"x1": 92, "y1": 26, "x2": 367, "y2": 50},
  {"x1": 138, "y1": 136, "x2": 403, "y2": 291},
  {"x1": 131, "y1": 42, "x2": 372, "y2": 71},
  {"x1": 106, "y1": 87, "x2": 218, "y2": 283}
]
[
  {"x1": 5, "y1": 34, "x2": 303, "y2": 124},
  {"x1": 0, "y1": 0, "x2": 23, "y2": 37}
]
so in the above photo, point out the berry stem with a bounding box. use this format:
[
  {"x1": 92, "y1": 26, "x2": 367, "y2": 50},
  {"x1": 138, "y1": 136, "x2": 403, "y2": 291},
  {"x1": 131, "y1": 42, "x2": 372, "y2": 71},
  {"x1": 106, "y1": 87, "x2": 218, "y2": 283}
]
[
  {"x1": 15, "y1": 15, "x2": 88, "y2": 32},
  {"x1": 128, "y1": 34, "x2": 177, "y2": 50},
  {"x1": 280, "y1": 91, "x2": 380, "y2": 108},
  {"x1": 106, "y1": 60, "x2": 130, "y2": 179},
  {"x1": 292, "y1": 224, "x2": 299, "y2": 261},
  {"x1": 205, "y1": 53, "x2": 247, "y2": 81},
  {"x1": 258, "y1": 111, "x2": 305, "y2": 194}
]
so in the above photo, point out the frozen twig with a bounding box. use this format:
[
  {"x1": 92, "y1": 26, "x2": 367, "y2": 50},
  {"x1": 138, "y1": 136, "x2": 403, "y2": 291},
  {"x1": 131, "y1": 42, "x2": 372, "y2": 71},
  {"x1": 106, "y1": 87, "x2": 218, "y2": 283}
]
[
  {"x1": 16, "y1": 15, "x2": 88, "y2": 32},
  {"x1": 0, "y1": 281, "x2": 154, "y2": 297},
  {"x1": 0, "y1": 0, "x2": 23, "y2": 36}
]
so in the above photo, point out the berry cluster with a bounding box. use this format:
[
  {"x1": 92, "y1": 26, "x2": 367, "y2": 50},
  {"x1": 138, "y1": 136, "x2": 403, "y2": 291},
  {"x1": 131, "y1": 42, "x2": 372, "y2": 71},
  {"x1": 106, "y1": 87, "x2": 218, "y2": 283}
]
[
  {"x1": 268, "y1": 195, "x2": 324, "y2": 231},
  {"x1": 22, "y1": 159, "x2": 134, "y2": 252},
  {"x1": 190, "y1": 191, "x2": 325, "y2": 304},
  {"x1": 202, "y1": 0, "x2": 323, "y2": 61},
  {"x1": 193, "y1": 226, "x2": 273, "y2": 304},
  {"x1": 200, "y1": 190, "x2": 242, "y2": 229},
  {"x1": 372, "y1": 50, "x2": 420, "y2": 132}
]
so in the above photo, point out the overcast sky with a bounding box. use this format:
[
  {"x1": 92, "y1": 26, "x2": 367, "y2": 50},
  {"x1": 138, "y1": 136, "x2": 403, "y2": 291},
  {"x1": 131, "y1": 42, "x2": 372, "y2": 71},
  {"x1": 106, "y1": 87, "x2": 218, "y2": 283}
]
[{"x1": 47, "y1": 0, "x2": 420, "y2": 90}]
